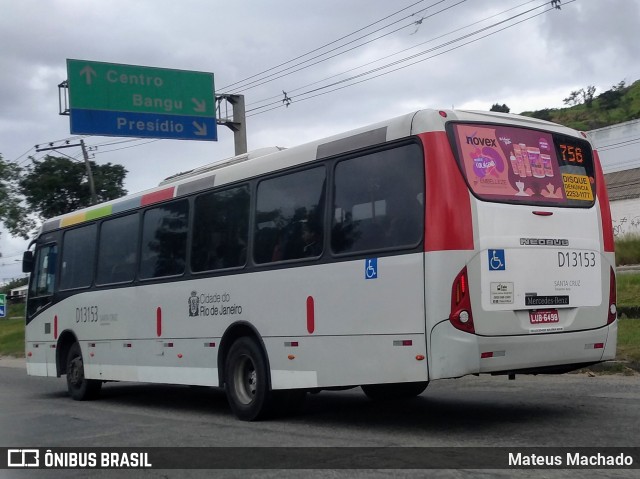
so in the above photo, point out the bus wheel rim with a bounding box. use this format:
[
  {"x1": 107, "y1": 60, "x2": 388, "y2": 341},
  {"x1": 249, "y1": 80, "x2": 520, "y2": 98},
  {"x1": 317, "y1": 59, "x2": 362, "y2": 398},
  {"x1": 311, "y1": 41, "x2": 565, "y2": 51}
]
[{"x1": 233, "y1": 355, "x2": 257, "y2": 405}]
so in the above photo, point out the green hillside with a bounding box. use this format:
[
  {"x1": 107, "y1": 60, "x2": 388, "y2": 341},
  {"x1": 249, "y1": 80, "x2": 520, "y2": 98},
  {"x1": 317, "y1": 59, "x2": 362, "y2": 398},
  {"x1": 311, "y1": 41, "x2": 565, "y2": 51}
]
[{"x1": 520, "y1": 79, "x2": 640, "y2": 131}]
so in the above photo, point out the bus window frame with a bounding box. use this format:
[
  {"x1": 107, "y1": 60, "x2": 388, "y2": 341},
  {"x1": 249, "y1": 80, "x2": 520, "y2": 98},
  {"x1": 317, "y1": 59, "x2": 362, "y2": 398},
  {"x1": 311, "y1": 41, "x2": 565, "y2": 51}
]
[
  {"x1": 190, "y1": 183, "x2": 251, "y2": 275},
  {"x1": 58, "y1": 223, "x2": 98, "y2": 292},
  {"x1": 329, "y1": 139, "x2": 425, "y2": 258},
  {"x1": 95, "y1": 212, "x2": 141, "y2": 286},
  {"x1": 138, "y1": 198, "x2": 190, "y2": 282},
  {"x1": 26, "y1": 240, "x2": 59, "y2": 321},
  {"x1": 252, "y1": 164, "x2": 328, "y2": 267}
]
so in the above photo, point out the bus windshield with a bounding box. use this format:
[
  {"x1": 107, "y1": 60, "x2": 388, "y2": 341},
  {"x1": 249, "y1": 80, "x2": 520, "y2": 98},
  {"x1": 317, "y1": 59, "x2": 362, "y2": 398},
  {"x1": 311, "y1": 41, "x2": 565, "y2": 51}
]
[{"x1": 448, "y1": 122, "x2": 596, "y2": 208}]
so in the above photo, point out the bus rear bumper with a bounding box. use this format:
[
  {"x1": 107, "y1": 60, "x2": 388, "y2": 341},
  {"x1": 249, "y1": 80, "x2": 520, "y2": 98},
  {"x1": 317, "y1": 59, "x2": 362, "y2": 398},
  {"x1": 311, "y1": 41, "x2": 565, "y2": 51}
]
[{"x1": 429, "y1": 320, "x2": 617, "y2": 379}]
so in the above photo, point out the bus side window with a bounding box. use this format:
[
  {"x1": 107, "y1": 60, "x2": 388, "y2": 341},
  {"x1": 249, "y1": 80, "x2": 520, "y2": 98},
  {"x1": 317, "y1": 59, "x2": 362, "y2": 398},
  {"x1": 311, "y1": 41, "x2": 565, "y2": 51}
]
[
  {"x1": 59, "y1": 224, "x2": 97, "y2": 290},
  {"x1": 191, "y1": 185, "x2": 249, "y2": 272},
  {"x1": 332, "y1": 143, "x2": 424, "y2": 254},
  {"x1": 31, "y1": 244, "x2": 57, "y2": 297},
  {"x1": 96, "y1": 213, "x2": 139, "y2": 285},
  {"x1": 254, "y1": 167, "x2": 326, "y2": 264},
  {"x1": 140, "y1": 200, "x2": 189, "y2": 279}
]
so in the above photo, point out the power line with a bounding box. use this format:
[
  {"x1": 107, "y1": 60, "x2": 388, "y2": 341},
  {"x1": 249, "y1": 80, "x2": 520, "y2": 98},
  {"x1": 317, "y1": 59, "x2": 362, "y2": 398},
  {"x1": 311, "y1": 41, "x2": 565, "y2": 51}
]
[
  {"x1": 247, "y1": 1, "x2": 553, "y2": 114},
  {"x1": 247, "y1": 1, "x2": 565, "y2": 117},
  {"x1": 9, "y1": 146, "x2": 35, "y2": 164},
  {"x1": 94, "y1": 139, "x2": 161, "y2": 154},
  {"x1": 220, "y1": 0, "x2": 430, "y2": 91},
  {"x1": 246, "y1": 0, "x2": 538, "y2": 110},
  {"x1": 227, "y1": 1, "x2": 464, "y2": 94},
  {"x1": 88, "y1": 138, "x2": 148, "y2": 148}
]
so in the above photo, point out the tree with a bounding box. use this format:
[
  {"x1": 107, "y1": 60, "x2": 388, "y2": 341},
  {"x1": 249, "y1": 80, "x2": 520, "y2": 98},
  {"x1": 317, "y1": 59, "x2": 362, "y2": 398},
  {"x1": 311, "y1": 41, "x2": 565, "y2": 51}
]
[
  {"x1": 583, "y1": 85, "x2": 596, "y2": 108},
  {"x1": 0, "y1": 154, "x2": 33, "y2": 241},
  {"x1": 598, "y1": 80, "x2": 628, "y2": 110},
  {"x1": 563, "y1": 89, "x2": 581, "y2": 106},
  {"x1": 563, "y1": 86, "x2": 596, "y2": 107},
  {"x1": 490, "y1": 103, "x2": 510, "y2": 113},
  {"x1": 20, "y1": 156, "x2": 127, "y2": 219}
]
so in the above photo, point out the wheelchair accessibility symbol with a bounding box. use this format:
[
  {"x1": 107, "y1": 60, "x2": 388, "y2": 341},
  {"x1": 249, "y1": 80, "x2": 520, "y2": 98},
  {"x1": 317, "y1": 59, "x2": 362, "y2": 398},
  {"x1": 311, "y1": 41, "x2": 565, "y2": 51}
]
[
  {"x1": 365, "y1": 258, "x2": 378, "y2": 279},
  {"x1": 488, "y1": 249, "x2": 506, "y2": 271}
]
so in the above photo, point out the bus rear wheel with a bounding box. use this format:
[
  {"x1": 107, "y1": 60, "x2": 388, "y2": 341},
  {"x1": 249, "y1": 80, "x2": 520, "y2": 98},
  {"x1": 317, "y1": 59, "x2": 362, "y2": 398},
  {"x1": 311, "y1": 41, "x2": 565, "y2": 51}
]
[
  {"x1": 66, "y1": 342, "x2": 102, "y2": 401},
  {"x1": 361, "y1": 381, "x2": 429, "y2": 400},
  {"x1": 224, "y1": 337, "x2": 273, "y2": 421}
]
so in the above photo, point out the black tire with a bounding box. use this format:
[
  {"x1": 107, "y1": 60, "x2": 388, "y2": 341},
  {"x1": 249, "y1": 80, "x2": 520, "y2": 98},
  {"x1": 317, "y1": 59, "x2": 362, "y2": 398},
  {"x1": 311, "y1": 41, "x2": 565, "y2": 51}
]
[
  {"x1": 66, "y1": 342, "x2": 102, "y2": 401},
  {"x1": 361, "y1": 381, "x2": 429, "y2": 401},
  {"x1": 224, "y1": 337, "x2": 273, "y2": 421}
]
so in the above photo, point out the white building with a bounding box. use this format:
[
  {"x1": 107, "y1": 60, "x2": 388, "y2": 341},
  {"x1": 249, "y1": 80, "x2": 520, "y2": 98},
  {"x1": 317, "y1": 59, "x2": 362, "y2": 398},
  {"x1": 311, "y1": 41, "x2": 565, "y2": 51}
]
[
  {"x1": 588, "y1": 119, "x2": 640, "y2": 237},
  {"x1": 9, "y1": 284, "x2": 27, "y2": 301}
]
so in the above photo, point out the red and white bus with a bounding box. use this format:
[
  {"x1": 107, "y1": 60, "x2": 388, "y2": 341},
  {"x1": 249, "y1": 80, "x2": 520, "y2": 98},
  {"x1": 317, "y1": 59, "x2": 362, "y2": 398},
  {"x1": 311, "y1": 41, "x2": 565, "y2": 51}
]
[{"x1": 23, "y1": 109, "x2": 617, "y2": 420}]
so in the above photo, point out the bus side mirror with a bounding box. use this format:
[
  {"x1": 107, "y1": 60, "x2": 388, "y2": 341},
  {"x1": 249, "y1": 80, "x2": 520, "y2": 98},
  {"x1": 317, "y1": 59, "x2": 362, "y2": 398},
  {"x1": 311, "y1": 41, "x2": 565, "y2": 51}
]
[{"x1": 22, "y1": 251, "x2": 34, "y2": 273}]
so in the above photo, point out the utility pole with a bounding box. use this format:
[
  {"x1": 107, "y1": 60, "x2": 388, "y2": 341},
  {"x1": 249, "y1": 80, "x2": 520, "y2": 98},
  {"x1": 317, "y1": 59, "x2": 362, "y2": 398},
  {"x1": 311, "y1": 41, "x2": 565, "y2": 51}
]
[
  {"x1": 80, "y1": 139, "x2": 97, "y2": 204},
  {"x1": 216, "y1": 94, "x2": 248, "y2": 155},
  {"x1": 34, "y1": 141, "x2": 98, "y2": 205}
]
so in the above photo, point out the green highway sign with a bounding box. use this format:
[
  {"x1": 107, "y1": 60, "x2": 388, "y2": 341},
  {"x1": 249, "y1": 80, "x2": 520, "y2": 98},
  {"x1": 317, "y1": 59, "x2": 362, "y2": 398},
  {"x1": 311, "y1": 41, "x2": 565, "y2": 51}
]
[
  {"x1": 67, "y1": 60, "x2": 215, "y2": 116},
  {"x1": 66, "y1": 59, "x2": 217, "y2": 141},
  {"x1": 0, "y1": 294, "x2": 6, "y2": 318}
]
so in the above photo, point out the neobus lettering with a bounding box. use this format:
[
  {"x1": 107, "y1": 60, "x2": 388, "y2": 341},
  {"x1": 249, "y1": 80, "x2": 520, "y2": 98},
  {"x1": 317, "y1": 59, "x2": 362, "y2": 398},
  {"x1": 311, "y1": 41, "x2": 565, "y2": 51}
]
[{"x1": 520, "y1": 238, "x2": 569, "y2": 246}]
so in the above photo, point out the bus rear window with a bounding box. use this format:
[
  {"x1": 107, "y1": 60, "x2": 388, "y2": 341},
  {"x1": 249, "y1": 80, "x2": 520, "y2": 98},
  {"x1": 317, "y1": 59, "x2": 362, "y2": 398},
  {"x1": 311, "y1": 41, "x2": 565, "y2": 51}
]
[{"x1": 448, "y1": 123, "x2": 595, "y2": 207}]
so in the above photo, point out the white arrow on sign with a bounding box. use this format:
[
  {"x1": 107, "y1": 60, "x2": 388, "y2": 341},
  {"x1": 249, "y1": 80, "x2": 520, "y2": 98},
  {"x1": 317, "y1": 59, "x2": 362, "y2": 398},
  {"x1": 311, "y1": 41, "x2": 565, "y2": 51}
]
[
  {"x1": 79, "y1": 65, "x2": 97, "y2": 85},
  {"x1": 193, "y1": 121, "x2": 208, "y2": 136},
  {"x1": 191, "y1": 98, "x2": 206, "y2": 112}
]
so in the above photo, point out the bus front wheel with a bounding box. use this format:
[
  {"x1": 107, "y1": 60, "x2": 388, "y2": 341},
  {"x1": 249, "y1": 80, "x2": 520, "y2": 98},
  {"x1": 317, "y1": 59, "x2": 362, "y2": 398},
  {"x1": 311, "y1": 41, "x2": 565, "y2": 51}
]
[
  {"x1": 361, "y1": 381, "x2": 429, "y2": 401},
  {"x1": 66, "y1": 342, "x2": 102, "y2": 401},
  {"x1": 224, "y1": 337, "x2": 273, "y2": 421}
]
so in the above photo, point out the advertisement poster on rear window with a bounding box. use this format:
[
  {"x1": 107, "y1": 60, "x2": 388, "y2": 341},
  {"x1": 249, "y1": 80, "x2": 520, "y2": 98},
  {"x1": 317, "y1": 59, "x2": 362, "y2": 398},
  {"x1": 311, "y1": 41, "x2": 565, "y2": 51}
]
[{"x1": 451, "y1": 123, "x2": 595, "y2": 207}]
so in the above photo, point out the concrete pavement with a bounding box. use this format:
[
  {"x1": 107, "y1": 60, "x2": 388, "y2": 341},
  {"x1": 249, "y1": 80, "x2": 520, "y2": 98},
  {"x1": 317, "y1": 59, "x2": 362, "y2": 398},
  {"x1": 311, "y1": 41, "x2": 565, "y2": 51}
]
[{"x1": 0, "y1": 356, "x2": 25, "y2": 369}]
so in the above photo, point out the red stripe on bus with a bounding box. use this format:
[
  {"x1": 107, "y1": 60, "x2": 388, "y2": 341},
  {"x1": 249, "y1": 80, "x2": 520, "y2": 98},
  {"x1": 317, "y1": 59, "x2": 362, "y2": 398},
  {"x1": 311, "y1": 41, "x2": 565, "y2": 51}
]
[
  {"x1": 156, "y1": 307, "x2": 162, "y2": 337},
  {"x1": 593, "y1": 150, "x2": 615, "y2": 253},
  {"x1": 54, "y1": 315, "x2": 58, "y2": 340},
  {"x1": 141, "y1": 187, "x2": 175, "y2": 206},
  {"x1": 306, "y1": 296, "x2": 315, "y2": 334},
  {"x1": 419, "y1": 132, "x2": 474, "y2": 251}
]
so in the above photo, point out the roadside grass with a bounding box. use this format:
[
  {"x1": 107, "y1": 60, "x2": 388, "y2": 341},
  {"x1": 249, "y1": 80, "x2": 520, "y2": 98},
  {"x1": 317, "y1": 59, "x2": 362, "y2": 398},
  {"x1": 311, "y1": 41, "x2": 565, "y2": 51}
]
[
  {"x1": 617, "y1": 318, "x2": 640, "y2": 364},
  {"x1": 617, "y1": 273, "x2": 640, "y2": 307},
  {"x1": 7, "y1": 302, "x2": 25, "y2": 318},
  {"x1": 0, "y1": 302, "x2": 26, "y2": 357},
  {"x1": 615, "y1": 235, "x2": 640, "y2": 266},
  {"x1": 0, "y1": 318, "x2": 25, "y2": 357}
]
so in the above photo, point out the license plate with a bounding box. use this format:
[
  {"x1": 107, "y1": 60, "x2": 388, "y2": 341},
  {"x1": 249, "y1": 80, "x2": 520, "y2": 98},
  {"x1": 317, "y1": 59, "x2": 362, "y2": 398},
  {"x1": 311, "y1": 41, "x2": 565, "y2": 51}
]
[{"x1": 529, "y1": 309, "x2": 559, "y2": 324}]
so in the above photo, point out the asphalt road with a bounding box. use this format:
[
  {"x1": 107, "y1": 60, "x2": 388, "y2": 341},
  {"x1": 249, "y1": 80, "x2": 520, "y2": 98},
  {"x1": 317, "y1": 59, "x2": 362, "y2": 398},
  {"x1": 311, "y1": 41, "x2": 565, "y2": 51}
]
[{"x1": 1, "y1": 360, "x2": 639, "y2": 478}]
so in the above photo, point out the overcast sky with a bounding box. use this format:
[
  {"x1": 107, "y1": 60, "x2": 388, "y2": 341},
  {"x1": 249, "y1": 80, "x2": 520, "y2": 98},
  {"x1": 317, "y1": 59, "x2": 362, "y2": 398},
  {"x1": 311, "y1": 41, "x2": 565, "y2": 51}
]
[{"x1": 1, "y1": 0, "x2": 639, "y2": 281}]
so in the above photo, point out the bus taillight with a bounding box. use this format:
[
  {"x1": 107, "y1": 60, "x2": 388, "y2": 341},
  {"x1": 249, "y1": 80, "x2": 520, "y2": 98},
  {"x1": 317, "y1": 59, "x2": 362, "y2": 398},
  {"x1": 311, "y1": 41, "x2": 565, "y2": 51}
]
[
  {"x1": 608, "y1": 266, "x2": 617, "y2": 325},
  {"x1": 450, "y1": 267, "x2": 475, "y2": 334}
]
